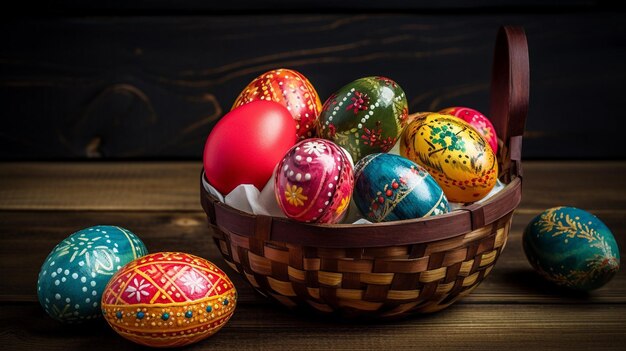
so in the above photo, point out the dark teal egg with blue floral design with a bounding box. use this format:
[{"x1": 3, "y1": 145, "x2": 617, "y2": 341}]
[
  {"x1": 37, "y1": 226, "x2": 148, "y2": 323},
  {"x1": 523, "y1": 207, "x2": 620, "y2": 291},
  {"x1": 353, "y1": 153, "x2": 449, "y2": 222}
]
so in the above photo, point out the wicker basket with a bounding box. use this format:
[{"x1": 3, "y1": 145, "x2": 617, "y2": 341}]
[{"x1": 200, "y1": 26, "x2": 529, "y2": 319}]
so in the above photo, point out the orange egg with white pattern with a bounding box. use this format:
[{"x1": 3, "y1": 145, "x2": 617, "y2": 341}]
[
  {"x1": 233, "y1": 68, "x2": 323, "y2": 139},
  {"x1": 101, "y1": 252, "x2": 236, "y2": 348}
]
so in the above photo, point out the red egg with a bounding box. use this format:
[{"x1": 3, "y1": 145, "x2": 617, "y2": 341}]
[
  {"x1": 439, "y1": 107, "x2": 498, "y2": 153},
  {"x1": 204, "y1": 100, "x2": 297, "y2": 194},
  {"x1": 232, "y1": 68, "x2": 323, "y2": 139}
]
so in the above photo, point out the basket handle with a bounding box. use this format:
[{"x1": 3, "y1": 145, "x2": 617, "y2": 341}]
[{"x1": 490, "y1": 26, "x2": 529, "y2": 178}]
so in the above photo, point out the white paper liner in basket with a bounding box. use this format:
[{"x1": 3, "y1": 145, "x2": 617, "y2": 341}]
[{"x1": 201, "y1": 164, "x2": 504, "y2": 225}]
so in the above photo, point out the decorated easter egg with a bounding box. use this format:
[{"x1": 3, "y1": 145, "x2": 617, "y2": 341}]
[
  {"x1": 37, "y1": 226, "x2": 148, "y2": 323},
  {"x1": 400, "y1": 113, "x2": 498, "y2": 203},
  {"x1": 232, "y1": 68, "x2": 323, "y2": 139},
  {"x1": 439, "y1": 106, "x2": 498, "y2": 153},
  {"x1": 523, "y1": 207, "x2": 620, "y2": 291},
  {"x1": 204, "y1": 100, "x2": 297, "y2": 194},
  {"x1": 102, "y1": 252, "x2": 237, "y2": 348},
  {"x1": 317, "y1": 76, "x2": 409, "y2": 162},
  {"x1": 353, "y1": 153, "x2": 449, "y2": 222},
  {"x1": 275, "y1": 138, "x2": 354, "y2": 223}
]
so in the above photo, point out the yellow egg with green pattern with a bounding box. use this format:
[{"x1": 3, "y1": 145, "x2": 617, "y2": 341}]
[{"x1": 400, "y1": 113, "x2": 498, "y2": 203}]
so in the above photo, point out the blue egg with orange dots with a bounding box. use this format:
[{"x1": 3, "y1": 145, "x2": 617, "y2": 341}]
[
  {"x1": 523, "y1": 207, "x2": 620, "y2": 291},
  {"x1": 353, "y1": 153, "x2": 449, "y2": 222},
  {"x1": 37, "y1": 225, "x2": 148, "y2": 323}
]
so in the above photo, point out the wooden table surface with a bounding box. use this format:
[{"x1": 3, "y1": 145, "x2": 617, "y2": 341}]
[{"x1": 1, "y1": 161, "x2": 624, "y2": 350}]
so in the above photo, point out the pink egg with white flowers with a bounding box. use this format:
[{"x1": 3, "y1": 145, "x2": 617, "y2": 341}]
[
  {"x1": 439, "y1": 107, "x2": 498, "y2": 153},
  {"x1": 274, "y1": 138, "x2": 354, "y2": 224}
]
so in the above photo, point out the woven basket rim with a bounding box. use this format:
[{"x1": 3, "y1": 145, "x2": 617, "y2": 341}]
[{"x1": 200, "y1": 170, "x2": 522, "y2": 248}]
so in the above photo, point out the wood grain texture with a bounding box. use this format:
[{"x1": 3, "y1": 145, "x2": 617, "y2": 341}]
[
  {"x1": 1, "y1": 161, "x2": 624, "y2": 211},
  {"x1": 0, "y1": 162, "x2": 201, "y2": 210},
  {"x1": 1, "y1": 211, "x2": 624, "y2": 304},
  {"x1": 0, "y1": 161, "x2": 624, "y2": 350},
  {"x1": 1, "y1": 14, "x2": 625, "y2": 159},
  {"x1": 1, "y1": 303, "x2": 625, "y2": 351}
]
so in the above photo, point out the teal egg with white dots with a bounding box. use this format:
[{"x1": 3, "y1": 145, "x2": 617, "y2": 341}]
[
  {"x1": 37, "y1": 225, "x2": 148, "y2": 323},
  {"x1": 523, "y1": 207, "x2": 620, "y2": 291}
]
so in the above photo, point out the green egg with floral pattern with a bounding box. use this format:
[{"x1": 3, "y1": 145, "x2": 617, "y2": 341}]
[
  {"x1": 523, "y1": 207, "x2": 620, "y2": 291},
  {"x1": 317, "y1": 76, "x2": 409, "y2": 162}
]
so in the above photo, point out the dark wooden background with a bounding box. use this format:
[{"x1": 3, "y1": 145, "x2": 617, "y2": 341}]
[{"x1": 1, "y1": 1, "x2": 625, "y2": 160}]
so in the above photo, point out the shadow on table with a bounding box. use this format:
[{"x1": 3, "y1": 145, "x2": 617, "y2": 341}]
[{"x1": 500, "y1": 268, "x2": 592, "y2": 300}]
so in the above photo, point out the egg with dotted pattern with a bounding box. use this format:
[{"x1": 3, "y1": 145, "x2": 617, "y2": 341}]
[
  {"x1": 353, "y1": 153, "x2": 449, "y2": 222},
  {"x1": 232, "y1": 68, "x2": 323, "y2": 139},
  {"x1": 37, "y1": 225, "x2": 148, "y2": 323},
  {"x1": 317, "y1": 76, "x2": 409, "y2": 162},
  {"x1": 274, "y1": 138, "x2": 354, "y2": 224},
  {"x1": 101, "y1": 252, "x2": 237, "y2": 348},
  {"x1": 523, "y1": 207, "x2": 620, "y2": 291},
  {"x1": 400, "y1": 112, "x2": 498, "y2": 203}
]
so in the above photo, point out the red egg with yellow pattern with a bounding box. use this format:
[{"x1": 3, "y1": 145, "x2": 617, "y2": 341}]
[
  {"x1": 232, "y1": 68, "x2": 323, "y2": 139},
  {"x1": 274, "y1": 138, "x2": 354, "y2": 224},
  {"x1": 101, "y1": 252, "x2": 237, "y2": 348},
  {"x1": 439, "y1": 107, "x2": 498, "y2": 154}
]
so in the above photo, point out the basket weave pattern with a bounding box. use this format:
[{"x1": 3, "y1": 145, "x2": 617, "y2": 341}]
[
  {"x1": 201, "y1": 26, "x2": 529, "y2": 318},
  {"x1": 211, "y1": 213, "x2": 511, "y2": 316}
]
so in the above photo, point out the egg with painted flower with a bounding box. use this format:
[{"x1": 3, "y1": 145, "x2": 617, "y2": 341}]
[
  {"x1": 101, "y1": 252, "x2": 237, "y2": 348},
  {"x1": 37, "y1": 225, "x2": 148, "y2": 323},
  {"x1": 317, "y1": 76, "x2": 409, "y2": 162},
  {"x1": 275, "y1": 138, "x2": 354, "y2": 224},
  {"x1": 523, "y1": 207, "x2": 620, "y2": 291},
  {"x1": 233, "y1": 68, "x2": 323, "y2": 139},
  {"x1": 353, "y1": 153, "x2": 449, "y2": 222},
  {"x1": 400, "y1": 113, "x2": 498, "y2": 203},
  {"x1": 439, "y1": 106, "x2": 498, "y2": 153}
]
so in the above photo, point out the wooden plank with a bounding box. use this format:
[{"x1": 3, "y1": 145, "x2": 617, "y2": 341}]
[
  {"x1": 1, "y1": 14, "x2": 625, "y2": 159},
  {"x1": 0, "y1": 303, "x2": 624, "y2": 350},
  {"x1": 1, "y1": 211, "x2": 623, "y2": 304},
  {"x1": 1, "y1": 161, "x2": 624, "y2": 211},
  {"x1": 0, "y1": 162, "x2": 201, "y2": 211},
  {"x1": 520, "y1": 161, "x2": 626, "y2": 211}
]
